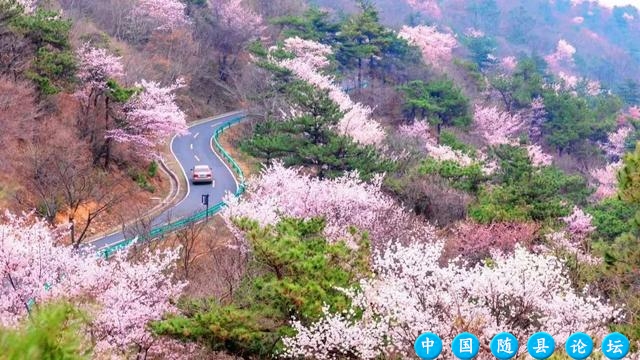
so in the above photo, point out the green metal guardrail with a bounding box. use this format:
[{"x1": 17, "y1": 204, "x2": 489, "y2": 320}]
[{"x1": 98, "y1": 115, "x2": 247, "y2": 259}]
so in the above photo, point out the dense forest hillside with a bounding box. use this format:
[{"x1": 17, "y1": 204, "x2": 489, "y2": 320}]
[
  {"x1": 3, "y1": 0, "x2": 640, "y2": 359},
  {"x1": 312, "y1": 0, "x2": 640, "y2": 93}
]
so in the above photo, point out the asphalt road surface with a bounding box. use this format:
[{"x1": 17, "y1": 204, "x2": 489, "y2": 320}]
[{"x1": 89, "y1": 111, "x2": 244, "y2": 251}]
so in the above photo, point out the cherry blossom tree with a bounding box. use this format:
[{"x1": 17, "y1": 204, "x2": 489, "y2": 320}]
[
  {"x1": 405, "y1": 0, "x2": 442, "y2": 19},
  {"x1": 591, "y1": 161, "x2": 622, "y2": 200},
  {"x1": 398, "y1": 25, "x2": 457, "y2": 70},
  {"x1": 562, "y1": 206, "x2": 596, "y2": 240},
  {"x1": 398, "y1": 120, "x2": 500, "y2": 173},
  {"x1": 527, "y1": 144, "x2": 553, "y2": 167},
  {"x1": 76, "y1": 43, "x2": 124, "y2": 89},
  {"x1": 500, "y1": 56, "x2": 517, "y2": 72},
  {"x1": 283, "y1": 37, "x2": 332, "y2": 70},
  {"x1": 601, "y1": 125, "x2": 632, "y2": 160},
  {"x1": 211, "y1": 0, "x2": 264, "y2": 81},
  {"x1": 74, "y1": 44, "x2": 125, "y2": 165},
  {"x1": 133, "y1": 0, "x2": 189, "y2": 30},
  {"x1": 92, "y1": 248, "x2": 185, "y2": 355},
  {"x1": 0, "y1": 212, "x2": 186, "y2": 357},
  {"x1": 524, "y1": 96, "x2": 547, "y2": 142},
  {"x1": 223, "y1": 162, "x2": 426, "y2": 246},
  {"x1": 473, "y1": 105, "x2": 524, "y2": 145},
  {"x1": 542, "y1": 230, "x2": 600, "y2": 265},
  {"x1": 107, "y1": 78, "x2": 188, "y2": 159},
  {"x1": 276, "y1": 40, "x2": 386, "y2": 146},
  {"x1": 545, "y1": 39, "x2": 576, "y2": 68},
  {"x1": 282, "y1": 241, "x2": 619, "y2": 359}
]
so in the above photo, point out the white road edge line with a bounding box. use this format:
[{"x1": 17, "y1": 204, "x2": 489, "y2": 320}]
[
  {"x1": 94, "y1": 113, "x2": 244, "y2": 251},
  {"x1": 209, "y1": 124, "x2": 240, "y2": 191}
]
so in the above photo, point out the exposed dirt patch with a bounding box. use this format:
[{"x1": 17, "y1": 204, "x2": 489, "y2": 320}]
[{"x1": 218, "y1": 122, "x2": 260, "y2": 178}]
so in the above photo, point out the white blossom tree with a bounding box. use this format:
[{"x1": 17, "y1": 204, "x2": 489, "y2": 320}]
[{"x1": 282, "y1": 241, "x2": 620, "y2": 359}]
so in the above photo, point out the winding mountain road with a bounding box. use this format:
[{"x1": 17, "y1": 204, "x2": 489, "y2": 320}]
[{"x1": 89, "y1": 110, "x2": 246, "y2": 251}]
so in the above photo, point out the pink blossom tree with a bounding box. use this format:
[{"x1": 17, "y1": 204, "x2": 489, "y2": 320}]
[
  {"x1": 76, "y1": 43, "x2": 124, "y2": 90},
  {"x1": 107, "y1": 78, "x2": 188, "y2": 159},
  {"x1": 276, "y1": 40, "x2": 386, "y2": 147},
  {"x1": 282, "y1": 241, "x2": 619, "y2": 359},
  {"x1": 500, "y1": 56, "x2": 517, "y2": 72},
  {"x1": 212, "y1": 0, "x2": 264, "y2": 81},
  {"x1": 562, "y1": 206, "x2": 596, "y2": 240},
  {"x1": 601, "y1": 125, "x2": 632, "y2": 159},
  {"x1": 0, "y1": 212, "x2": 186, "y2": 357},
  {"x1": 473, "y1": 105, "x2": 525, "y2": 145},
  {"x1": 74, "y1": 44, "x2": 125, "y2": 166},
  {"x1": 398, "y1": 25, "x2": 457, "y2": 70},
  {"x1": 405, "y1": 0, "x2": 442, "y2": 19},
  {"x1": 525, "y1": 96, "x2": 547, "y2": 142},
  {"x1": 283, "y1": 37, "x2": 332, "y2": 70},
  {"x1": 527, "y1": 144, "x2": 553, "y2": 167},
  {"x1": 591, "y1": 161, "x2": 622, "y2": 200},
  {"x1": 134, "y1": 0, "x2": 189, "y2": 30},
  {"x1": 223, "y1": 162, "x2": 427, "y2": 246},
  {"x1": 398, "y1": 120, "x2": 493, "y2": 171}
]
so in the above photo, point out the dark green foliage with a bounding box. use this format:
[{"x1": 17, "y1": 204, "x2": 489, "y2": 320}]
[
  {"x1": 617, "y1": 79, "x2": 640, "y2": 106},
  {"x1": 11, "y1": 8, "x2": 75, "y2": 94},
  {"x1": 490, "y1": 58, "x2": 545, "y2": 111},
  {"x1": 155, "y1": 218, "x2": 370, "y2": 358},
  {"x1": 12, "y1": 9, "x2": 71, "y2": 49},
  {"x1": 588, "y1": 198, "x2": 639, "y2": 242},
  {"x1": 418, "y1": 158, "x2": 485, "y2": 193},
  {"x1": 440, "y1": 130, "x2": 476, "y2": 156},
  {"x1": 128, "y1": 167, "x2": 155, "y2": 193},
  {"x1": 399, "y1": 79, "x2": 470, "y2": 137},
  {"x1": 147, "y1": 161, "x2": 158, "y2": 178},
  {"x1": 462, "y1": 35, "x2": 497, "y2": 69},
  {"x1": 27, "y1": 47, "x2": 75, "y2": 95},
  {"x1": 541, "y1": 91, "x2": 619, "y2": 155},
  {"x1": 272, "y1": 7, "x2": 340, "y2": 45},
  {"x1": 241, "y1": 82, "x2": 392, "y2": 180},
  {"x1": 105, "y1": 79, "x2": 139, "y2": 103},
  {"x1": 469, "y1": 145, "x2": 591, "y2": 223},
  {"x1": 0, "y1": 302, "x2": 91, "y2": 359}
]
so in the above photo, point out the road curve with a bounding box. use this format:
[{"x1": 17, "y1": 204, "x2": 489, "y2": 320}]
[{"x1": 89, "y1": 111, "x2": 245, "y2": 250}]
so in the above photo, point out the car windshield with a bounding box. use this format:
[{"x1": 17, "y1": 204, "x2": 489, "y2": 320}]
[{"x1": 194, "y1": 165, "x2": 210, "y2": 172}]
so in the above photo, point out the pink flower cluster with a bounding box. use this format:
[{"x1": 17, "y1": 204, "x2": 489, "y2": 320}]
[
  {"x1": 398, "y1": 25, "x2": 458, "y2": 70},
  {"x1": 473, "y1": 105, "x2": 525, "y2": 145},
  {"x1": 601, "y1": 126, "x2": 632, "y2": 159},
  {"x1": 283, "y1": 241, "x2": 619, "y2": 359},
  {"x1": 214, "y1": 0, "x2": 264, "y2": 36},
  {"x1": 0, "y1": 212, "x2": 185, "y2": 357},
  {"x1": 134, "y1": 0, "x2": 190, "y2": 30},
  {"x1": 107, "y1": 78, "x2": 188, "y2": 158},
  {"x1": 223, "y1": 162, "x2": 427, "y2": 246},
  {"x1": 591, "y1": 161, "x2": 622, "y2": 200},
  {"x1": 405, "y1": 0, "x2": 442, "y2": 19},
  {"x1": 562, "y1": 206, "x2": 596, "y2": 240},
  {"x1": 527, "y1": 144, "x2": 553, "y2": 167},
  {"x1": 76, "y1": 43, "x2": 124, "y2": 88},
  {"x1": 277, "y1": 39, "x2": 386, "y2": 146}
]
